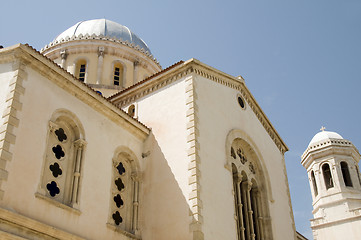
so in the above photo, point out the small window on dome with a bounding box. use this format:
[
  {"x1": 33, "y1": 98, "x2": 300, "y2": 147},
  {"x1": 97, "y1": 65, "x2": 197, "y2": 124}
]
[
  {"x1": 113, "y1": 63, "x2": 124, "y2": 87},
  {"x1": 75, "y1": 59, "x2": 87, "y2": 82}
]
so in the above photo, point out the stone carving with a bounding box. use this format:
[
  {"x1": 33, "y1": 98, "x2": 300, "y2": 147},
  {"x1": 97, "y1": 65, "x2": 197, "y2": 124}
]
[
  {"x1": 249, "y1": 162, "x2": 255, "y2": 174},
  {"x1": 231, "y1": 147, "x2": 236, "y2": 159}
]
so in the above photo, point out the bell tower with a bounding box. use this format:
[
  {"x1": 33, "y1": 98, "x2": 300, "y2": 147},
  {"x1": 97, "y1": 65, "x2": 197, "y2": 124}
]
[{"x1": 301, "y1": 128, "x2": 361, "y2": 240}]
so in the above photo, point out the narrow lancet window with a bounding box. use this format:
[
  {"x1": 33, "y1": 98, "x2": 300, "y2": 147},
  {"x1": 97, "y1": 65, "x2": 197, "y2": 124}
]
[
  {"x1": 75, "y1": 59, "x2": 87, "y2": 82},
  {"x1": 311, "y1": 171, "x2": 318, "y2": 196},
  {"x1": 322, "y1": 163, "x2": 334, "y2": 189},
  {"x1": 341, "y1": 162, "x2": 353, "y2": 187},
  {"x1": 113, "y1": 63, "x2": 124, "y2": 86}
]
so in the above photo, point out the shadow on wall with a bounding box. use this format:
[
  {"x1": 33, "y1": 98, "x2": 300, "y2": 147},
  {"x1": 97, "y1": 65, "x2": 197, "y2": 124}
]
[{"x1": 141, "y1": 133, "x2": 196, "y2": 240}]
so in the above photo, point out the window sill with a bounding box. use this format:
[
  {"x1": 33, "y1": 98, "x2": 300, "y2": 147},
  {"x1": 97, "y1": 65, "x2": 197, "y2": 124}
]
[
  {"x1": 35, "y1": 192, "x2": 81, "y2": 215},
  {"x1": 106, "y1": 223, "x2": 141, "y2": 239}
]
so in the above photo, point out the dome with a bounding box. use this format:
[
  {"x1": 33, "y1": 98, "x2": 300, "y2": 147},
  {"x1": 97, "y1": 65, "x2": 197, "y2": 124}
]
[
  {"x1": 308, "y1": 130, "x2": 343, "y2": 147},
  {"x1": 54, "y1": 19, "x2": 151, "y2": 54}
]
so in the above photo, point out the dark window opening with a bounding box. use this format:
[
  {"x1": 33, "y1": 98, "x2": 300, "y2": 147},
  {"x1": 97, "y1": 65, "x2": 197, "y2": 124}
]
[
  {"x1": 46, "y1": 181, "x2": 60, "y2": 197},
  {"x1": 52, "y1": 145, "x2": 65, "y2": 159},
  {"x1": 79, "y1": 64, "x2": 86, "y2": 82},
  {"x1": 311, "y1": 171, "x2": 318, "y2": 196},
  {"x1": 49, "y1": 162, "x2": 62, "y2": 178},
  {"x1": 238, "y1": 96, "x2": 245, "y2": 109},
  {"x1": 341, "y1": 162, "x2": 353, "y2": 187},
  {"x1": 112, "y1": 211, "x2": 123, "y2": 225},
  {"x1": 322, "y1": 163, "x2": 334, "y2": 189}
]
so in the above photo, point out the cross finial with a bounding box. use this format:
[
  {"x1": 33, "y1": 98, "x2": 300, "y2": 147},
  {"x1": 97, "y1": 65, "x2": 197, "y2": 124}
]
[{"x1": 320, "y1": 126, "x2": 326, "y2": 132}]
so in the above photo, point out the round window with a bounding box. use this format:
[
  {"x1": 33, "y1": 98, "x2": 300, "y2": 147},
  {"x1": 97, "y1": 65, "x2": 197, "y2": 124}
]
[{"x1": 237, "y1": 96, "x2": 245, "y2": 109}]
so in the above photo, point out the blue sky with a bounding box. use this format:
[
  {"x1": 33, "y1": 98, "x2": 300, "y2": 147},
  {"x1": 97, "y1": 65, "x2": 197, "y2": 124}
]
[{"x1": 2, "y1": 0, "x2": 361, "y2": 238}]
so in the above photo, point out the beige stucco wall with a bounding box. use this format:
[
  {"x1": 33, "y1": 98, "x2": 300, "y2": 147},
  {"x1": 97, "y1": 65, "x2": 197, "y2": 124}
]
[
  {"x1": 195, "y1": 75, "x2": 295, "y2": 239},
  {"x1": 129, "y1": 78, "x2": 193, "y2": 240},
  {"x1": 0, "y1": 65, "x2": 146, "y2": 240}
]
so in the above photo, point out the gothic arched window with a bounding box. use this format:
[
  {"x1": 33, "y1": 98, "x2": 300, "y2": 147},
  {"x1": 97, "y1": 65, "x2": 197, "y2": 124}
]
[
  {"x1": 230, "y1": 138, "x2": 271, "y2": 240},
  {"x1": 311, "y1": 170, "x2": 318, "y2": 196},
  {"x1": 322, "y1": 163, "x2": 334, "y2": 190},
  {"x1": 340, "y1": 161, "x2": 353, "y2": 187},
  {"x1": 38, "y1": 111, "x2": 86, "y2": 208},
  {"x1": 109, "y1": 151, "x2": 140, "y2": 236}
]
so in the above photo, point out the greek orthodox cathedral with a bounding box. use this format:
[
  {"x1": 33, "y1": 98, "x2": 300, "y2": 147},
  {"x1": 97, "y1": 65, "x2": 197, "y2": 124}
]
[{"x1": 0, "y1": 19, "x2": 360, "y2": 240}]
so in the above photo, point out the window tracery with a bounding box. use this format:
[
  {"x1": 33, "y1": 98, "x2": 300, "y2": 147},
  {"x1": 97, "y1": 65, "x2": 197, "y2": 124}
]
[
  {"x1": 109, "y1": 151, "x2": 140, "y2": 235},
  {"x1": 230, "y1": 138, "x2": 270, "y2": 240},
  {"x1": 38, "y1": 112, "x2": 86, "y2": 209}
]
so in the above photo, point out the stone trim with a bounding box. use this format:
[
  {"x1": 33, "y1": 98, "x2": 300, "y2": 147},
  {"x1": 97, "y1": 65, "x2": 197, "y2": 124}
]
[
  {"x1": 0, "y1": 207, "x2": 85, "y2": 240},
  {"x1": 0, "y1": 44, "x2": 150, "y2": 140},
  {"x1": 185, "y1": 75, "x2": 204, "y2": 240},
  {"x1": 111, "y1": 60, "x2": 288, "y2": 154},
  {"x1": 0, "y1": 60, "x2": 26, "y2": 199}
]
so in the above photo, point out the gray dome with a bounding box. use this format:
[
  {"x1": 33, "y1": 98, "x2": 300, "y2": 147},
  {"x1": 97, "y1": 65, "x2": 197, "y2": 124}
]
[{"x1": 54, "y1": 19, "x2": 151, "y2": 53}]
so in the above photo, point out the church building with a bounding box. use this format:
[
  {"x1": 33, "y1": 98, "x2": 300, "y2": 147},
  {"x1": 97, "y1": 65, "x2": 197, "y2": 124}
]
[{"x1": 0, "y1": 18, "x2": 358, "y2": 240}]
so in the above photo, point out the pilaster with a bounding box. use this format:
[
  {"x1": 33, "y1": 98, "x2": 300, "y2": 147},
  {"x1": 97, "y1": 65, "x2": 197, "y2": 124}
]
[
  {"x1": 185, "y1": 75, "x2": 204, "y2": 240},
  {"x1": 0, "y1": 60, "x2": 26, "y2": 199}
]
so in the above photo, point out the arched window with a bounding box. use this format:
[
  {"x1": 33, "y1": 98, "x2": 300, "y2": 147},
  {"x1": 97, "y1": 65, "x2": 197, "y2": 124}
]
[
  {"x1": 113, "y1": 63, "x2": 124, "y2": 86},
  {"x1": 39, "y1": 111, "x2": 86, "y2": 208},
  {"x1": 322, "y1": 163, "x2": 334, "y2": 190},
  {"x1": 230, "y1": 138, "x2": 270, "y2": 240},
  {"x1": 341, "y1": 161, "x2": 353, "y2": 187},
  {"x1": 75, "y1": 59, "x2": 87, "y2": 82},
  {"x1": 109, "y1": 151, "x2": 140, "y2": 236},
  {"x1": 311, "y1": 171, "x2": 318, "y2": 196}
]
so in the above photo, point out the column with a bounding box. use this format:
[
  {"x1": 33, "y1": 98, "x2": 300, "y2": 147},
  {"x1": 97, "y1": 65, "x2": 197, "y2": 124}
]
[
  {"x1": 96, "y1": 47, "x2": 105, "y2": 84},
  {"x1": 60, "y1": 50, "x2": 68, "y2": 69},
  {"x1": 131, "y1": 173, "x2": 140, "y2": 234},
  {"x1": 246, "y1": 182, "x2": 255, "y2": 240},
  {"x1": 71, "y1": 139, "x2": 86, "y2": 207},
  {"x1": 236, "y1": 177, "x2": 246, "y2": 240},
  {"x1": 241, "y1": 182, "x2": 250, "y2": 239},
  {"x1": 255, "y1": 191, "x2": 263, "y2": 240}
]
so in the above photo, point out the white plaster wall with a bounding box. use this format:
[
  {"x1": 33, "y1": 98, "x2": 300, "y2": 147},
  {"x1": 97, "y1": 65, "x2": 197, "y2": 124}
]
[
  {"x1": 314, "y1": 218, "x2": 361, "y2": 240},
  {"x1": 134, "y1": 78, "x2": 193, "y2": 240},
  {"x1": 0, "y1": 63, "x2": 13, "y2": 127},
  {"x1": 0, "y1": 66, "x2": 145, "y2": 240},
  {"x1": 195, "y1": 75, "x2": 295, "y2": 239}
]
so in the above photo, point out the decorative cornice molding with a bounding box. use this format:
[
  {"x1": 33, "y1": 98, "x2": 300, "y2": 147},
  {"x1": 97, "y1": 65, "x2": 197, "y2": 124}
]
[
  {"x1": 110, "y1": 59, "x2": 288, "y2": 154},
  {"x1": 41, "y1": 34, "x2": 161, "y2": 68},
  {"x1": 0, "y1": 44, "x2": 150, "y2": 140}
]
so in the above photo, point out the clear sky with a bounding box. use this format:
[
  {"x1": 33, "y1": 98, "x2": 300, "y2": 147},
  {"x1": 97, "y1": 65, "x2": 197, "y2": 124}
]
[{"x1": 2, "y1": 0, "x2": 361, "y2": 239}]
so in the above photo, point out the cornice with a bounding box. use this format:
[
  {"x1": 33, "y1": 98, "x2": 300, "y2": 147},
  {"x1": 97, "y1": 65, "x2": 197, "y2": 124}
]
[
  {"x1": 301, "y1": 139, "x2": 361, "y2": 168},
  {"x1": 110, "y1": 59, "x2": 288, "y2": 154},
  {"x1": 41, "y1": 34, "x2": 161, "y2": 69},
  {"x1": 0, "y1": 44, "x2": 150, "y2": 140}
]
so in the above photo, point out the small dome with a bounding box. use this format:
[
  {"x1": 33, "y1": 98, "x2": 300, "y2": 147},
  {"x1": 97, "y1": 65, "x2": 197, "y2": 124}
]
[
  {"x1": 54, "y1": 19, "x2": 151, "y2": 53},
  {"x1": 308, "y1": 130, "x2": 343, "y2": 147}
]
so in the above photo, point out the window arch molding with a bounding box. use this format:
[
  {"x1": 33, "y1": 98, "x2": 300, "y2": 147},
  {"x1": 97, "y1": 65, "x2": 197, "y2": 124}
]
[
  {"x1": 225, "y1": 129, "x2": 273, "y2": 202},
  {"x1": 226, "y1": 129, "x2": 274, "y2": 240},
  {"x1": 73, "y1": 57, "x2": 90, "y2": 83},
  {"x1": 110, "y1": 60, "x2": 127, "y2": 87},
  {"x1": 108, "y1": 146, "x2": 141, "y2": 237},
  {"x1": 38, "y1": 109, "x2": 86, "y2": 209}
]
